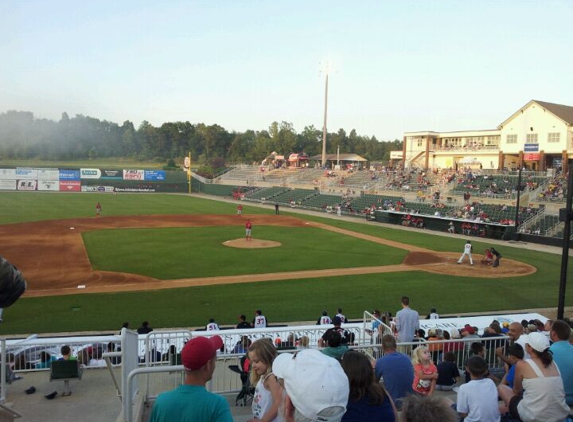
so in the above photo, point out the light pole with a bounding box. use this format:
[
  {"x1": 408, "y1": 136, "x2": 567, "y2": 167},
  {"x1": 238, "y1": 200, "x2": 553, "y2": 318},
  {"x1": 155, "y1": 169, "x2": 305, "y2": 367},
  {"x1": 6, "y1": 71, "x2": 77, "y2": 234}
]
[{"x1": 320, "y1": 62, "x2": 330, "y2": 168}]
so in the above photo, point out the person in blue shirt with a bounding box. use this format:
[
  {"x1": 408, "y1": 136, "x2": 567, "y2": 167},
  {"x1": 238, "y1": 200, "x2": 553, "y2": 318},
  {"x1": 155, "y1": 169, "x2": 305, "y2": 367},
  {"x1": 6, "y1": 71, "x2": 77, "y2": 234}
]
[{"x1": 549, "y1": 320, "x2": 573, "y2": 406}]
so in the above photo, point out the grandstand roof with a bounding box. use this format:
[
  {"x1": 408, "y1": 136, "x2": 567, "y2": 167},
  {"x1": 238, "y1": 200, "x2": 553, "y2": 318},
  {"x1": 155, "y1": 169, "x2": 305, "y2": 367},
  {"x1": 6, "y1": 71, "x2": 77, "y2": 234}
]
[
  {"x1": 499, "y1": 100, "x2": 573, "y2": 128},
  {"x1": 309, "y1": 153, "x2": 367, "y2": 162}
]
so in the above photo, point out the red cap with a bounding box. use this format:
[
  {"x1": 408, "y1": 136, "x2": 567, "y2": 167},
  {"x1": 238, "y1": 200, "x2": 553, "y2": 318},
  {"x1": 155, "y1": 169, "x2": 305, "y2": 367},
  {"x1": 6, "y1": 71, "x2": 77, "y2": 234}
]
[
  {"x1": 462, "y1": 324, "x2": 475, "y2": 335},
  {"x1": 181, "y1": 336, "x2": 223, "y2": 371}
]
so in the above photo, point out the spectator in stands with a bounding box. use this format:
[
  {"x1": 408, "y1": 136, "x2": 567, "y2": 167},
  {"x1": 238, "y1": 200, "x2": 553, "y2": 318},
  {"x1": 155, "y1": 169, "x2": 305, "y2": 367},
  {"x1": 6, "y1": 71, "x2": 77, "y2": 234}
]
[
  {"x1": 456, "y1": 356, "x2": 500, "y2": 422},
  {"x1": 549, "y1": 320, "x2": 573, "y2": 405},
  {"x1": 340, "y1": 350, "x2": 397, "y2": 422},
  {"x1": 317, "y1": 310, "x2": 332, "y2": 325},
  {"x1": 435, "y1": 352, "x2": 460, "y2": 391},
  {"x1": 460, "y1": 324, "x2": 479, "y2": 339},
  {"x1": 297, "y1": 336, "x2": 310, "y2": 349},
  {"x1": 318, "y1": 316, "x2": 353, "y2": 347},
  {"x1": 496, "y1": 322, "x2": 529, "y2": 366},
  {"x1": 88, "y1": 346, "x2": 106, "y2": 367},
  {"x1": 232, "y1": 336, "x2": 252, "y2": 354},
  {"x1": 498, "y1": 332, "x2": 569, "y2": 422},
  {"x1": 252, "y1": 310, "x2": 267, "y2": 328},
  {"x1": 137, "y1": 321, "x2": 153, "y2": 335},
  {"x1": 425, "y1": 307, "x2": 439, "y2": 319},
  {"x1": 399, "y1": 395, "x2": 458, "y2": 422},
  {"x1": 206, "y1": 318, "x2": 219, "y2": 331},
  {"x1": 273, "y1": 349, "x2": 349, "y2": 422},
  {"x1": 396, "y1": 296, "x2": 419, "y2": 344},
  {"x1": 58, "y1": 345, "x2": 75, "y2": 361},
  {"x1": 236, "y1": 314, "x2": 251, "y2": 329},
  {"x1": 426, "y1": 328, "x2": 444, "y2": 364},
  {"x1": 320, "y1": 330, "x2": 348, "y2": 361},
  {"x1": 411, "y1": 346, "x2": 438, "y2": 397},
  {"x1": 247, "y1": 339, "x2": 282, "y2": 422},
  {"x1": 149, "y1": 335, "x2": 232, "y2": 422},
  {"x1": 35, "y1": 351, "x2": 57, "y2": 369},
  {"x1": 336, "y1": 308, "x2": 347, "y2": 323},
  {"x1": 499, "y1": 343, "x2": 524, "y2": 389},
  {"x1": 375, "y1": 335, "x2": 414, "y2": 409}
]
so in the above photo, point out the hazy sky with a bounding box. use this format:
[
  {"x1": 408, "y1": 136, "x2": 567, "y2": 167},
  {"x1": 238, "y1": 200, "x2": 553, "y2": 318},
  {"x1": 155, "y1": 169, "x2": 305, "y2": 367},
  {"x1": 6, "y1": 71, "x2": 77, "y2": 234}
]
[{"x1": 1, "y1": 0, "x2": 571, "y2": 140}]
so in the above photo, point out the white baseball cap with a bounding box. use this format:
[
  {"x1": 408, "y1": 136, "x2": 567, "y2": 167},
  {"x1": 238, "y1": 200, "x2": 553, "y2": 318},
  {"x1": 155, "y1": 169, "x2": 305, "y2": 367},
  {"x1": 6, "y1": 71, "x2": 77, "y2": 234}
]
[
  {"x1": 273, "y1": 349, "x2": 349, "y2": 421},
  {"x1": 523, "y1": 332, "x2": 550, "y2": 353}
]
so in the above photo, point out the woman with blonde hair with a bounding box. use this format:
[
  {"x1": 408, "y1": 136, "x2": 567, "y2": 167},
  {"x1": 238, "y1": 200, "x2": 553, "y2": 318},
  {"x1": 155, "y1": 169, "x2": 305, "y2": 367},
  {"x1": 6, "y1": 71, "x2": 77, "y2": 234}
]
[{"x1": 247, "y1": 338, "x2": 283, "y2": 422}]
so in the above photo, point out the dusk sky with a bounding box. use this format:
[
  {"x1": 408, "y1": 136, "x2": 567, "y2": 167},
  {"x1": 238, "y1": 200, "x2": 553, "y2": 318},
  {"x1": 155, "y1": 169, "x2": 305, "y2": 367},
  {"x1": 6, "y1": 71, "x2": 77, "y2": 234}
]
[{"x1": 1, "y1": 0, "x2": 572, "y2": 140}]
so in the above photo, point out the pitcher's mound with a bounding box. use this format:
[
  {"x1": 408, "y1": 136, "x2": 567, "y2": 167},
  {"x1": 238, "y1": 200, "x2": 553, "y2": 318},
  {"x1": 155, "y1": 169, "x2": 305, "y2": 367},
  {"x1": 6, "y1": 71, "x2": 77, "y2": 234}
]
[{"x1": 223, "y1": 239, "x2": 282, "y2": 249}]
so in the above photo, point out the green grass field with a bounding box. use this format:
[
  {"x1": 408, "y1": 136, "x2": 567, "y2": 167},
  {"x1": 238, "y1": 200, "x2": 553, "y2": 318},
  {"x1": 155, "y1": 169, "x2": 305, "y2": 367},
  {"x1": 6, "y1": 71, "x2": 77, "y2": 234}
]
[{"x1": 0, "y1": 191, "x2": 570, "y2": 335}]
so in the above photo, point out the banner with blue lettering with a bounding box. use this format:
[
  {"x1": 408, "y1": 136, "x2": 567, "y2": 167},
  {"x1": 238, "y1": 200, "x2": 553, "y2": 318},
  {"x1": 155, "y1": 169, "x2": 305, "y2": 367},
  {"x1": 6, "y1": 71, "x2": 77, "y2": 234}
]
[{"x1": 144, "y1": 170, "x2": 166, "y2": 181}]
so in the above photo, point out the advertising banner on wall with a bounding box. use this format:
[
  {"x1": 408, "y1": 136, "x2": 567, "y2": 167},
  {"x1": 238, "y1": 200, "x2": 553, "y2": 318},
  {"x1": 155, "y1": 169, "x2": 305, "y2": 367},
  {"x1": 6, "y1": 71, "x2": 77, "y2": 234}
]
[
  {"x1": 59, "y1": 181, "x2": 81, "y2": 192},
  {"x1": 0, "y1": 180, "x2": 17, "y2": 190},
  {"x1": 123, "y1": 169, "x2": 144, "y2": 180},
  {"x1": 0, "y1": 169, "x2": 16, "y2": 180},
  {"x1": 81, "y1": 186, "x2": 115, "y2": 193},
  {"x1": 80, "y1": 168, "x2": 102, "y2": 179},
  {"x1": 17, "y1": 180, "x2": 37, "y2": 191},
  {"x1": 144, "y1": 170, "x2": 166, "y2": 181},
  {"x1": 59, "y1": 169, "x2": 80, "y2": 181},
  {"x1": 38, "y1": 180, "x2": 59, "y2": 191},
  {"x1": 37, "y1": 169, "x2": 60, "y2": 181},
  {"x1": 16, "y1": 168, "x2": 38, "y2": 179},
  {"x1": 100, "y1": 169, "x2": 123, "y2": 180}
]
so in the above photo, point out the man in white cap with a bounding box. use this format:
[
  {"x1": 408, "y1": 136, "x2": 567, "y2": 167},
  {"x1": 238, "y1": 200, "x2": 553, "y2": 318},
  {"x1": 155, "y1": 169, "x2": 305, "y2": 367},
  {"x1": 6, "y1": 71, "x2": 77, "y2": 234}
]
[
  {"x1": 149, "y1": 335, "x2": 232, "y2": 422},
  {"x1": 273, "y1": 349, "x2": 349, "y2": 422}
]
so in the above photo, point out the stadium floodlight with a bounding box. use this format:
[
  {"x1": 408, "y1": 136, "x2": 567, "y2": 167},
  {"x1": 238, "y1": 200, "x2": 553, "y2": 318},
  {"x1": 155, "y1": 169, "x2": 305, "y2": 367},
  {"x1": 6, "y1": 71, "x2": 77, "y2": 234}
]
[{"x1": 319, "y1": 61, "x2": 332, "y2": 169}]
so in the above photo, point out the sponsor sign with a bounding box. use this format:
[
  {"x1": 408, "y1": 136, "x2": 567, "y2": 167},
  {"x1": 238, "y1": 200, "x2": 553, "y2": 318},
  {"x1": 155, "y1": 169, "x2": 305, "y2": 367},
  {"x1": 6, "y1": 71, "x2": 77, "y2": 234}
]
[
  {"x1": 59, "y1": 170, "x2": 80, "y2": 181},
  {"x1": 524, "y1": 153, "x2": 540, "y2": 161},
  {"x1": 0, "y1": 169, "x2": 16, "y2": 179},
  {"x1": 144, "y1": 170, "x2": 166, "y2": 181},
  {"x1": 524, "y1": 143, "x2": 539, "y2": 152},
  {"x1": 123, "y1": 169, "x2": 144, "y2": 180},
  {"x1": 38, "y1": 180, "x2": 59, "y2": 191},
  {"x1": 81, "y1": 186, "x2": 115, "y2": 193},
  {"x1": 0, "y1": 179, "x2": 17, "y2": 190},
  {"x1": 59, "y1": 181, "x2": 81, "y2": 192},
  {"x1": 37, "y1": 169, "x2": 59, "y2": 181},
  {"x1": 17, "y1": 180, "x2": 37, "y2": 191},
  {"x1": 15, "y1": 168, "x2": 37, "y2": 179},
  {"x1": 100, "y1": 169, "x2": 123, "y2": 180},
  {"x1": 114, "y1": 187, "x2": 156, "y2": 192},
  {"x1": 80, "y1": 168, "x2": 102, "y2": 179},
  {"x1": 390, "y1": 151, "x2": 403, "y2": 159}
]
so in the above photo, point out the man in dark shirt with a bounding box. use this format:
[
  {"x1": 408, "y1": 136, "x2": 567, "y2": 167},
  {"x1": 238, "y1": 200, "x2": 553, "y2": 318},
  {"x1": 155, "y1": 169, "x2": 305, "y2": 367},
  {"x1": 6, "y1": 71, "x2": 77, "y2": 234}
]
[{"x1": 236, "y1": 314, "x2": 251, "y2": 329}]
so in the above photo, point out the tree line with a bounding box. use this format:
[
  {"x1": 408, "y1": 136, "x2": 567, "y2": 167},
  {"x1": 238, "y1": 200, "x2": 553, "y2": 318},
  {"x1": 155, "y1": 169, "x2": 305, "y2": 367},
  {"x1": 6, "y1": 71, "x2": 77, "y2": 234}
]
[{"x1": 0, "y1": 111, "x2": 402, "y2": 166}]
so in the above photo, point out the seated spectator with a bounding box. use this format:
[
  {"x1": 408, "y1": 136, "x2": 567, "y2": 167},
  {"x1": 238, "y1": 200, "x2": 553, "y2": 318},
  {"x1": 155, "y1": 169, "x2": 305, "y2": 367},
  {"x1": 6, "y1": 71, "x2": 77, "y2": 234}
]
[
  {"x1": 137, "y1": 320, "x2": 153, "y2": 334},
  {"x1": 549, "y1": 320, "x2": 573, "y2": 405},
  {"x1": 498, "y1": 332, "x2": 569, "y2": 421},
  {"x1": 426, "y1": 329, "x2": 444, "y2": 364},
  {"x1": 399, "y1": 395, "x2": 458, "y2": 422},
  {"x1": 318, "y1": 316, "x2": 352, "y2": 347},
  {"x1": 435, "y1": 352, "x2": 460, "y2": 391},
  {"x1": 232, "y1": 336, "x2": 252, "y2": 354},
  {"x1": 457, "y1": 356, "x2": 500, "y2": 422},
  {"x1": 273, "y1": 349, "x2": 349, "y2": 422},
  {"x1": 499, "y1": 343, "x2": 524, "y2": 389},
  {"x1": 35, "y1": 351, "x2": 57, "y2": 369},
  {"x1": 340, "y1": 350, "x2": 397, "y2": 422},
  {"x1": 375, "y1": 335, "x2": 414, "y2": 409},
  {"x1": 89, "y1": 346, "x2": 106, "y2": 367},
  {"x1": 58, "y1": 345, "x2": 76, "y2": 361},
  {"x1": 320, "y1": 330, "x2": 348, "y2": 361},
  {"x1": 236, "y1": 314, "x2": 252, "y2": 329},
  {"x1": 297, "y1": 336, "x2": 310, "y2": 349}
]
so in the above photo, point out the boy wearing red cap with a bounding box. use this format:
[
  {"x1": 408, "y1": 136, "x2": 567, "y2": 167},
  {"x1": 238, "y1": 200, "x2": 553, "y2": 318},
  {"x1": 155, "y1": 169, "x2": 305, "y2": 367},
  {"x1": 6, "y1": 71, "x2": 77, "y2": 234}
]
[{"x1": 149, "y1": 336, "x2": 232, "y2": 422}]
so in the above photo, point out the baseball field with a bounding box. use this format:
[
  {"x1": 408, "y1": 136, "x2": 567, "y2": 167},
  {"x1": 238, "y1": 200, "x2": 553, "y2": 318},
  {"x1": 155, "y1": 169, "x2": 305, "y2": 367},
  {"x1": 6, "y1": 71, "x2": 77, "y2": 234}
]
[{"x1": 0, "y1": 191, "x2": 568, "y2": 335}]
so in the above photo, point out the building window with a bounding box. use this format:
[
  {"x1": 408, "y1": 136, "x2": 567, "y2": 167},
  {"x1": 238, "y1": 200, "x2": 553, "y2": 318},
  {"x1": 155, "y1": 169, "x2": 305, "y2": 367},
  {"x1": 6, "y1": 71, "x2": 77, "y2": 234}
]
[
  {"x1": 548, "y1": 132, "x2": 560, "y2": 143},
  {"x1": 417, "y1": 139, "x2": 423, "y2": 147},
  {"x1": 526, "y1": 133, "x2": 538, "y2": 143},
  {"x1": 507, "y1": 134, "x2": 517, "y2": 144}
]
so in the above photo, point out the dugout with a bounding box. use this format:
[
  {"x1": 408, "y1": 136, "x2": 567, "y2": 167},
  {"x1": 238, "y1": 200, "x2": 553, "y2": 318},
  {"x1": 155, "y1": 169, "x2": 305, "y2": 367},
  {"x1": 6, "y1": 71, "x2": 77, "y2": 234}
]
[{"x1": 373, "y1": 210, "x2": 511, "y2": 240}]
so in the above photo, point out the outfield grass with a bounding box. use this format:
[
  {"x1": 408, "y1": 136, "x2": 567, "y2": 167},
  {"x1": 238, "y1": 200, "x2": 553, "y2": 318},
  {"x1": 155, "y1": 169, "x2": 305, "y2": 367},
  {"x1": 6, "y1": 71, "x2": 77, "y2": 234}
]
[{"x1": 0, "y1": 191, "x2": 571, "y2": 335}]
